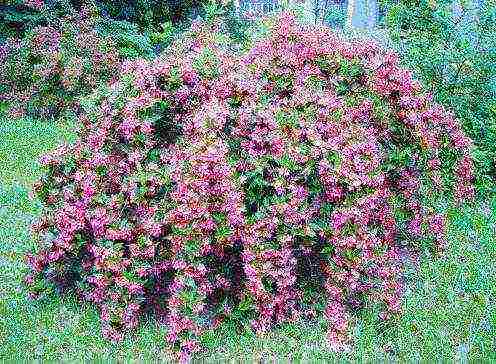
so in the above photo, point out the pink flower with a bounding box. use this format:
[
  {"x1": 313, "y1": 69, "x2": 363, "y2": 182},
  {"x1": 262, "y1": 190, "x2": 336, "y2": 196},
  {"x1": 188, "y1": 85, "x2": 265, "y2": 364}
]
[
  {"x1": 128, "y1": 283, "x2": 143, "y2": 295},
  {"x1": 331, "y1": 212, "x2": 348, "y2": 232},
  {"x1": 24, "y1": 0, "x2": 44, "y2": 11},
  {"x1": 428, "y1": 213, "x2": 445, "y2": 237}
]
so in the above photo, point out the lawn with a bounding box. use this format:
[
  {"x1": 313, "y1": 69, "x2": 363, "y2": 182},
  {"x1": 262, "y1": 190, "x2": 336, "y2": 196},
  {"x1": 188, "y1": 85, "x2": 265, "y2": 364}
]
[{"x1": 0, "y1": 116, "x2": 495, "y2": 361}]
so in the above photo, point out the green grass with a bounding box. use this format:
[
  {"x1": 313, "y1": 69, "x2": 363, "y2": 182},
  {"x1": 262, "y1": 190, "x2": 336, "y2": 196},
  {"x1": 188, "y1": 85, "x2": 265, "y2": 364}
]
[
  {"x1": 0, "y1": 117, "x2": 76, "y2": 188},
  {"x1": 0, "y1": 117, "x2": 495, "y2": 361}
]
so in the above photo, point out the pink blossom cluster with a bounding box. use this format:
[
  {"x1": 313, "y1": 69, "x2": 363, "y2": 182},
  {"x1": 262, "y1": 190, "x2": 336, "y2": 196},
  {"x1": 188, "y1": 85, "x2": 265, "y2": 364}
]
[
  {"x1": 25, "y1": 12, "x2": 474, "y2": 361},
  {"x1": 23, "y1": 0, "x2": 44, "y2": 10}
]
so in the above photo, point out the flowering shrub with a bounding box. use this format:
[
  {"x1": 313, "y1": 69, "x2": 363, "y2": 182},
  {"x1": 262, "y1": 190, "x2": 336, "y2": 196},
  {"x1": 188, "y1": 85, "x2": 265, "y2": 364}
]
[
  {"x1": 25, "y1": 12, "x2": 474, "y2": 361},
  {"x1": 0, "y1": 6, "x2": 121, "y2": 119}
]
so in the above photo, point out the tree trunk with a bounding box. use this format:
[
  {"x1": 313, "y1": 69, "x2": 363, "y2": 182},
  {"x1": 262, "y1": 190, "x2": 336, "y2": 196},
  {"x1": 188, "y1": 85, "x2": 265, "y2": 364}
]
[{"x1": 346, "y1": 0, "x2": 355, "y2": 28}]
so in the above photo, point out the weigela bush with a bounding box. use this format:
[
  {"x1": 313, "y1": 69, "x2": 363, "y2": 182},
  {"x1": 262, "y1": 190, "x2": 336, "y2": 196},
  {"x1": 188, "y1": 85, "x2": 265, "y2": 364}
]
[
  {"x1": 0, "y1": 5, "x2": 120, "y2": 119},
  {"x1": 25, "y1": 12, "x2": 474, "y2": 360}
]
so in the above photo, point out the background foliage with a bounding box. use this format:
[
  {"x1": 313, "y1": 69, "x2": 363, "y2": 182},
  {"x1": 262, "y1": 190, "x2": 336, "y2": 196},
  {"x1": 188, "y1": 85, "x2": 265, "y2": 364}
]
[{"x1": 381, "y1": 0, "x2": 496, "y2": 195}]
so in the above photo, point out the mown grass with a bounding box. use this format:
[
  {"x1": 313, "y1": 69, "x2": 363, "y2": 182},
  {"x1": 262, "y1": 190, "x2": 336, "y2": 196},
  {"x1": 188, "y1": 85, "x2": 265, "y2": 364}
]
[{"x1": 0, "y1": 117, "x2": 495, "y2": 361}]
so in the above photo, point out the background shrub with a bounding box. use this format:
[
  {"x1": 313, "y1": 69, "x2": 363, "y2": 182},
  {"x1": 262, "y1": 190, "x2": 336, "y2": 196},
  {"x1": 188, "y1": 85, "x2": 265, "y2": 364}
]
[
  {"x1": 96, "y1": 0, "x2": 206, "y2": 29},
  {"x1": 0, "y1": 1, "x2": 166, "y2": 120},
  {"x1": 0, "y1": 0, "x2": 71, "y2": 39},
  {"x1": 0, "y1": 6, "x2": 121, "y2": 119},
  {"x1": 0, "y1": 0, "x2": 206, "y2": 38},
  {"x1": 381, "y1": 0, "x2": 496, "y2": 195}
]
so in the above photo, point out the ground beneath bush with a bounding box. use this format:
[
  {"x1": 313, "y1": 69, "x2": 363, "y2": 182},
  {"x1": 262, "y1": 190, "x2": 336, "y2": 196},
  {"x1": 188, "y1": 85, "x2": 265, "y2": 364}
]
[{"x1": 0, "y1": 117, "x2": 495, "y2": 361}]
